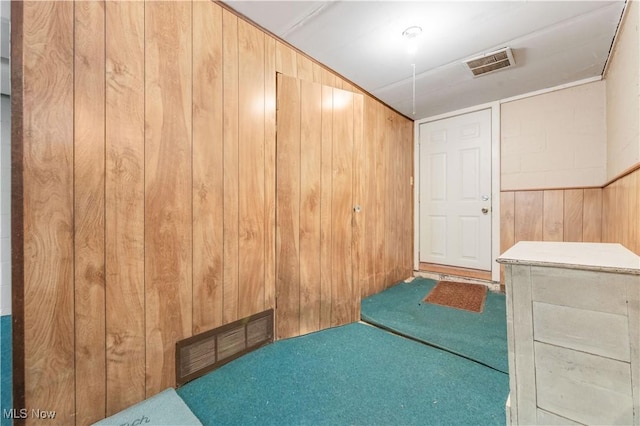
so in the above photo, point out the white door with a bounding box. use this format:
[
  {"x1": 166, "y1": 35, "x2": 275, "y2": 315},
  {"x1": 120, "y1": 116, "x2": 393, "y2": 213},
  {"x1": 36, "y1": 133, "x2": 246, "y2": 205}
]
[{"x1": 419, "y1": 109, "x2": 492, "y2": 270}]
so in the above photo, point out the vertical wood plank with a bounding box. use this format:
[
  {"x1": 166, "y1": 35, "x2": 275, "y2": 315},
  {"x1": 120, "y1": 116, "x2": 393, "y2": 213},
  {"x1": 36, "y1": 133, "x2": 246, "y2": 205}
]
[
  {"x1": 511, "y1": 265, "x2": 537, "y2": 424},
  {"x1": 564, "y1": 189, "x2": 584, "y2": 242},
  {"x1": 296, "y1": 54, "x2": 314, "y2": 82},
  {"x1": 312, "y1": 62, "x2": 323, "y2": 84},
  {"x1": 238, "y1": 20, "x2": 265, "y2": 318},
  {"x1": 299, "y1": 80, "x2": 322, "y2": 335},
  {"x1": 374, "y1": 102, "x2": 386, "y2": 293},
  {"x1": 602, "y1": 184, "x2": 612, "y2": 243},
  {"x1": 515, "y1": 191, "x2": 544, "y2": 242},
  {"x1": 542, "y1": 190, "x2": 564, "y2": 241},
  {"x1": 501, "y1": 192, "x2": 516, "y2": 252},
  {"x1": 264, "y1": 36, "x2": 277, "y2": 310},
  {"x1": 145, "y1": 0, "x2": 193, "y2": 396},
  {"x1": 331, "y1": 88, "x2": 354, "y2": 326},
  {"x1": 403, "y1": 120, "x2": 415, "y2": 278},
  {"x1": 275, "y1": 40, "x2": 297, "y2": 77},
  {"x1": 628, "y1": 172, "x2": 638, "y2": 254},
  {"x1": 222, "y1": 9, "x2": 239, "y2": 324},
  {"x1": 360, "y1": 97, "x2": 377, "y2": 298},
  {"x1": 319, "y1": 85, "x2": 333, "y2": 330},
  {"x1": 275, "y1": 75, "x2": 300, "y2": 339},
  {"x1": 74, "y1": 1, "x2": 106, "y2": 423},
  {"x1": 500, "y1": 191, "x2": 516, "y2": 283},
  {"x1": 193, "y1": 0, "x2": 224, "y2": 333},
  {"x1": 341, "y1": 80, "x2": 355, "y2": 92},
  {"x1": 105, "y1": 0, "x2": 146, "y2": 414},
  {"x1": 22, "y1": 1, "x2": 75, "y2": 421},
  {"x1": 583, "y1": 188, "x2": 602, "y2": 243},
  {"x1": 620, "y1": 176, "x2": 631, "y2": 250},
  {"x1": 384, "y1": 108, "x2": 395, "y2": 287},
  {"x1": 321, "y1": 68, "x2": 336, "y2": 88},
  {"x1": 351, "y1": 92, "x2": 364, "y2": 319}
]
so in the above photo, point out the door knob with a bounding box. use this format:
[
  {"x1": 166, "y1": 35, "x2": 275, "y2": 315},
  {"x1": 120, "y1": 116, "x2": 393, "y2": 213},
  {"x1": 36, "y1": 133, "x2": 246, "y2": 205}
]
[{"x1": 481, "y1": 208, "x2": 489, "y2": 214}]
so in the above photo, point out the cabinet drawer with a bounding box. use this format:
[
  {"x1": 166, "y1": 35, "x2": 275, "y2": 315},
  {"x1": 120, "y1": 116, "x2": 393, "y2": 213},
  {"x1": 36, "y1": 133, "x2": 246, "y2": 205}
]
[
  {"x1": 533, "y1": 302, "x2": 630, "y2": 361},
  {"x1": 531, "y1": 266, "x2": 628, "y2": 315},
  {"x1": 535, "y1": 342, "x2": 633, "y2": 425}
]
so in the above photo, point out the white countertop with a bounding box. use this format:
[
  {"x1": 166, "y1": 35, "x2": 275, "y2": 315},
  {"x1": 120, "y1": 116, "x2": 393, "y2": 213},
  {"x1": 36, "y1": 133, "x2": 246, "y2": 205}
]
[{"x1": 497, "y1": 241, "x2": 640, "y2": 275}]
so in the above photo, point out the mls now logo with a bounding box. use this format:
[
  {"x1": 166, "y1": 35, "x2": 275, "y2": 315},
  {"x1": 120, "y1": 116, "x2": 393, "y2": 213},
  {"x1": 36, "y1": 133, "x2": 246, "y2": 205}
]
[{"x1": 3, "y1": 408, "x2": 56, "y2": 419}]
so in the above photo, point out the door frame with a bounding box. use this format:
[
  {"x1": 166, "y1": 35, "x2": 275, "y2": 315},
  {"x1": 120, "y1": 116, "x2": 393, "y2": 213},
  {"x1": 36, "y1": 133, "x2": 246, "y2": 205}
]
[{"x1": 413, "y1": 102, "x2": 501, "y2": 282}]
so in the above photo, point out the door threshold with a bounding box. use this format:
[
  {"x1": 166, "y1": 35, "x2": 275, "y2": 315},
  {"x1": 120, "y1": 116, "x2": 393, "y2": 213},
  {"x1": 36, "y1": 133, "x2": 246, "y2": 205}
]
[
  {"x1": 414, "y1": 265, "x2": 501, "y2": 293},
  {"x1": 419, "y1": 263, "x2": 491, "y2": 281}
]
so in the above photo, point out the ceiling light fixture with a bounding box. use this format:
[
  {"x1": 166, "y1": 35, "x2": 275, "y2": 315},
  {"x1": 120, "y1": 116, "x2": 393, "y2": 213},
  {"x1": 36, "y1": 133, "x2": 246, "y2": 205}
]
[
  {"x1": 402, "y1": 26, "x2": 422, "y2": 39},
  {"x1": 402, "y1": 26, "x2": 422, "y2": 55}
]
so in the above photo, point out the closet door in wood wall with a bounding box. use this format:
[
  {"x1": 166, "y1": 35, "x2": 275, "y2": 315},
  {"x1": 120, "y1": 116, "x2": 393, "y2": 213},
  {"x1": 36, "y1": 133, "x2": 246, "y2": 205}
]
[{"x1": 275, "y1": 74, "x2": 363, "y2": 339}]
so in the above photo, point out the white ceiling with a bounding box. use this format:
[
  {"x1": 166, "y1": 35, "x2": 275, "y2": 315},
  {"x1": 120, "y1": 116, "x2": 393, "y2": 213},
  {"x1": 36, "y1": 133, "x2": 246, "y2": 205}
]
[{"x1": 224, "y1": 0, "x2": 626, "y2": 120}]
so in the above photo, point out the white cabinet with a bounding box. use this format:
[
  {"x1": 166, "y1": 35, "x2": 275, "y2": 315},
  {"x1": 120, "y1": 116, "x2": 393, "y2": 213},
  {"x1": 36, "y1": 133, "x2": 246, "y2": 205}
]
[{"x1": 497, "y1": 242, "x2": 640, "y2": 425}]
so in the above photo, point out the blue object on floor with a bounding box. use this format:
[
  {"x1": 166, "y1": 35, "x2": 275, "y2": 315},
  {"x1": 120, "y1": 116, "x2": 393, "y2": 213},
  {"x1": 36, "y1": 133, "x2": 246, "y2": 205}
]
[
  {"x1": 178, "y1": 323, "x2": 509, "y2": 426},
  {"x1": 361, "y1": 277, "x2": 508, "y2": 373},
  {"x1": 93, "y1": 388, "x2": 202, "y2": 426},
  {"x1": 1, "y1": 315, "x2": 11, "y2": 426}
]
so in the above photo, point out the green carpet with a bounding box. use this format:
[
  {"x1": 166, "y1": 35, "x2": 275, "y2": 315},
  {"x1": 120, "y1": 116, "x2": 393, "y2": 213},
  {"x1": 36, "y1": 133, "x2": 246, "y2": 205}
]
[
  {"x1": 361, "y1": 278, "x2": 508, "y2": 373},
  {"x1": 178, "y1": 323, "x2": 508, "y2": 425}
]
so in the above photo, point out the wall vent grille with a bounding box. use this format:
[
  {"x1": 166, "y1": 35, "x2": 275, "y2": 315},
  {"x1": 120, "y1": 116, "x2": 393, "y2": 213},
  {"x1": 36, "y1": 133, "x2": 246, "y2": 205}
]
[
  {"x1": 176, "y1": 309, "x2": 274, "y2": 386},
  {"x1": 464, "y1": 47, "x2": 515, "y2": 77}
]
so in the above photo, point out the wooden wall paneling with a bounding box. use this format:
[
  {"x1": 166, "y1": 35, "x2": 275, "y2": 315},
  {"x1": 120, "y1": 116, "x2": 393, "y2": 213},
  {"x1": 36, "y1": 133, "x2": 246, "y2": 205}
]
[
  {"x1": 331, "y1": 88, "x2": 355, "y2": 326},
  {"x1": 105, "y1": 0, "x2": 146, "y2": 414},
  {"x1": 222, "y1": 9, "x2": 240, "y2": 324},
  {"x1": 620, "y1": 176, "x2": 631, "y2": 250},
  {"x1": 402, "y1": 120, "x2": 415, "y2": 279},
  {"x1": 374, "y1": 102, "x2": 386, "y2": 293},
  {"x1": 22, "y1": 1, "x2": 75, "y2": 421},
  {"x1": 384, "y1": 109, "x2": 396, "y2": 286},
  {"x1": 391, "y1": 112, "x2": 403, "y2": 282},
  {"x1": 312, "y1": 62, "x2": 323, "y2": 84},
  {"x1": 296, "y1": 54, "x2": 314, "y2": 82},
  {"x1": 11, "y1": 0, "x2": 25, "y2": 413},
  {"x1": 144, "y1": 0, "x2": 193, "y2": 396},
  {"x1": 238, "y1": 20, "x2": 266, "y2": 318},
  {"x1": 351, "y1": 92, "x2": 364, "y2": 319},
  {"x1": 583, "y1": 188, "x2": 603, "y2": 243},
  {"x1": 627, "y1": 171, "x2": 640, "y2": 253},
  {"x1": 514, "y1": 191, "x2": 544, "y2": 242},
  {"x1": 602, "y1": 184, "x2": 611, "y2": 243},
  {"x1": 319, "y1": 85, "x2": 333, "y2": 329},
  {"x1": 607, "y1": 181, "x2": 620, "y2": 244},
  {"x1": 275, "y1": 74, "x2": 301, "y2": 339},
  {"x1": 360, "y1": 97, "x2": 376, "y2": 298},
  {"x1": 275, "y1": 40, "x2": 297, "y2": 77},
  {"x1": 341, "y1": 81, "x2": 355, "y2": 92},
  {"x1": 321, "y1": 68, "x2": 336, "y2": 88},
  {"x1": 615, "y1": 180, "x2": 624, "y2": 245},
  {"x1": 500, "y1": 192, "x2": 516, "y2": 282},
  {"x1": 542, "y1": 190, "x2": 564, "y2": 242},
  {"x1": 299, "y1": 80, "x2": 322, "y2": 335},
  {"x1": 192, "y1": 0, "x2": 224, "y2": 333},
  {"x1": 74, "y1": 1, "x2": 106, "y2": 423},
  {"x1": 563, "y1": 189, "x2": 584, "y2": 242},
  {"x1": 264, "y1": 35, "x2": 277, "y2": 310},
  {"x1": 500, "y1": 192, "x2": 516, "y2": 252}
]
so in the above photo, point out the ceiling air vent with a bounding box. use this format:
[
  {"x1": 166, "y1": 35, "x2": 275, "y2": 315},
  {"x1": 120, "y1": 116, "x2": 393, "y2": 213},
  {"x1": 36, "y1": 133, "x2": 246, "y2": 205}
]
[{"x1": 464, "y1": 47, "x2": 515, "y2": 77}]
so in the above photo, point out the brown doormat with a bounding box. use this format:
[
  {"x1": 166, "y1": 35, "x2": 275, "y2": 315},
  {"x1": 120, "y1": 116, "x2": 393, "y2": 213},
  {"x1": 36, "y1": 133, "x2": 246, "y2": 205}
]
[{"x1": 424, "y1": 281, "x2": 487, "y2": 313}]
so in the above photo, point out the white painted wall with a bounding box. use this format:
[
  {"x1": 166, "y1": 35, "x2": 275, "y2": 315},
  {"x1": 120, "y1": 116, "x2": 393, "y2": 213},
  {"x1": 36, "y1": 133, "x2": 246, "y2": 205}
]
[
  {"x1": 500, "y1": 81, "x2": 607, "y2": 190},
  {"x1": 1, "y1": 0, "x2": 10, "y2": 316},
  {"x1": 605, "y1": 0, "x2": 640, "y2": 181}
]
